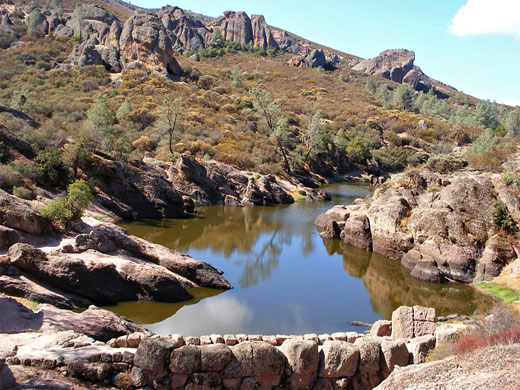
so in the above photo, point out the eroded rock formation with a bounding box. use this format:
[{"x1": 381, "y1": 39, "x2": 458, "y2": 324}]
[
  {"x1": 353, "y1": 49, "x2": 434, "y2": 92},
  {"x1": 316, "y1": 167, "x2": 520, "y2": 284}
]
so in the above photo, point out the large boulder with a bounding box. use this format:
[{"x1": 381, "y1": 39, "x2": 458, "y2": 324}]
[
  {"x1": 318, "y1": 340, "x2": 359, "y2": 378},
  {"x1": 90, "y1": 154, "x2": 186, "y2": 220},
  {"x1": 7, "y1": 243, "x2": 195, "y2": 305},
  {"x1": 0, "y1": 190, "x2": 53, "y2": 235},
  {"x1": 281, "y1": 339, "x2": 319, "y2": 390},
  {"x1": 120, "y1": 10, "x2": 183, "y2": 75}
]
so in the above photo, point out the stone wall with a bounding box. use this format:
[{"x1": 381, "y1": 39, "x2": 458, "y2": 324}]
[{"x1": 5, "y1": 306, "x2": 450, "y2": 390}]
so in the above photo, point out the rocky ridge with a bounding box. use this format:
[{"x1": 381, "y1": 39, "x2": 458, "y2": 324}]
[
  {"x1": 1, "y1": 2, "x2": 449, "y2": 84},
  {"x1": 315, "y1": 166, "x2": 520, "y2": 284}
]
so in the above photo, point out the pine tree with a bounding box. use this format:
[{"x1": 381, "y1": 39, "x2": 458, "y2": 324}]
[{"x1": 365, "y1": 77, "x2": 377, "y2": 94}]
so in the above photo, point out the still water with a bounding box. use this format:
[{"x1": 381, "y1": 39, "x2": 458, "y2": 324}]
[{"x1": 111, "y1": 183, "x2": 488, "y2": 336}]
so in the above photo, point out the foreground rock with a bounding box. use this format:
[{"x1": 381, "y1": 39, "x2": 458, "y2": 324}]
[
  {"x1": 0, "y1": 217, "x2": 231, "y2": 308},
  {"x1": 0, "y1": 296, "x2": 149, "y2": 342},
  {"x1": 316, "y1": 168, "x2": 520, "y2": 284},
  {"x1": 375, "y1": 344, "x2": 520, "y2": 390}
]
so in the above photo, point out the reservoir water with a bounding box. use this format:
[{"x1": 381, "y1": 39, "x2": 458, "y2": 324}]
[{"x1": 110, "y1": 183, "x2": 488, "y2": 336}]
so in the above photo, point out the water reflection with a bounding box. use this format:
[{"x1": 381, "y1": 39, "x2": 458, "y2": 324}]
[
  {"x1": 325, "y1": 240, "x2": 493, "y2": 318},
  {"x1": 114, "y1": 183, "x2": 489, "y2": 336}
]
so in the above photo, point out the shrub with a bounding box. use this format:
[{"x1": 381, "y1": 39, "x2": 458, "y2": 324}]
[
  {"x1": 490, "y1": 201, "x2": 515, "y2": 231},
  {"x1": 40, "y1": 179, "x2": 93, "y2": 230},
  {"x1": 454, "y1": 327, "x2": 520, "y2": 355},
  {"x1": 12, "y1": 186, "x2": 34, "y2": 200},
  {"x1": 0, "y1": 164, "x2": 22, "y2": 191},
  {"x1": 346, "y1": 137, "x2": 371, "y2": 164},
  {"x1": 426, "y1": 155, "x2": 468, "y2": 173}
]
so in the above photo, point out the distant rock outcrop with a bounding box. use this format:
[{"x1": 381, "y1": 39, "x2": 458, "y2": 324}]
[
  {"x1": 287, "y1": 48, "x2": 327, "y2": 69},
  {"x1": 158, "y1": 6, "x2": 211, "y2": 54},
  {"x1": 213, "y1": 11, "x2": 253, "y2": 45},
  {"x1": 251, "y1": 15, "x2": 279, "y2": 49},
  {"x1": 353, "y1": 49, "x2": 434, "y2": 92},
  {"x1": 119, "y1": 10, "x2": 182, "y2": 75}
]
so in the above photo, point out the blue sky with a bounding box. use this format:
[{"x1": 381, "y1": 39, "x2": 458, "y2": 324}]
[{"x1": 131, "y1": 0, "x2": 520, "y2": 105}]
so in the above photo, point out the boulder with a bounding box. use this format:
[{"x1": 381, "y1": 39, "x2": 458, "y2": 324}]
[
  {"x1": 0, "y1": 190, "x2": 53, "y2": 235},
  {"x1": 318, "y1": 340, "x2": 359, "y2": 378},
  {"x1": 200, "y1": 343, "x2": 231, "y2": 372},
  {"x1": 307, "y1": 49, "x2": 326, "y2": 68},
  {"x1": 314, "y1": 205, "x2": 349, "y2": 230},
  {"x1": 221, "y1": 342, "x2": 254, "y2": 378},
  {"x1": 405, "y1": 335, "x2": 436, "y2": 364},
  {"x1": 341, "y1": 212, "x2": 372, "y2": 251},
  {"x1": 353, "y1": 49, "x2": 414, "y2": 82},
  {"x1": 170, "y1": 345, "x2": 201, "y2": 374},
  {"x1": 37, "y1": 304, "x2": 149, "y2": 342},
  {"x1": 476, "y1": 234, "x2": 517, "y2": 281},
  {"x1": 134, "y1": 336, "x2": 177, "y2": 371},
  {"x1": 7, "y1": 243, "x2": 195, "y2": 305}
]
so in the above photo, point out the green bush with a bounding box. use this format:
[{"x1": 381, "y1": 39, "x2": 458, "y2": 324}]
[
  {"x1": 0, "y1": 164, "x2": 22, "y2": 191},
  {"x1": 346, "y1": 137, "x2": 371, "y2": 164},
  {"x1": 40, "y1": 179, "x2": 93, "y2": 230},
  {"x1": 12, "y1": 186, "x2": 34, "y2": 200},
  {"x1": 490, "y1": 201, "x2": 515, "y2": 231}
]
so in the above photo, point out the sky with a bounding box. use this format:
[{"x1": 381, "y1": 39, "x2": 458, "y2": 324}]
[{"x1": 131, "y1": 0, "x2": 520, "y2": 106}]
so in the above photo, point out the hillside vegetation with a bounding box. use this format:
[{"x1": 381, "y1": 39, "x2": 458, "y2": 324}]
[{"x1": 0, "y1": 0, "x2": 518, "y2": 201}]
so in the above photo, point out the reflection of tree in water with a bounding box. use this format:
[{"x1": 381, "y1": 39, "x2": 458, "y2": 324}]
[
  {"x1": 239, "y1": 227, "x2": 282, "y2": 288},
  {"x1": 327, "y1": 239, "x2": 494, "y2": 318}
]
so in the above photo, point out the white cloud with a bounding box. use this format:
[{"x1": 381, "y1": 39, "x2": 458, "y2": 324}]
[{"x1": 449, "y1": 0, "x2": 520, "y2": 40}]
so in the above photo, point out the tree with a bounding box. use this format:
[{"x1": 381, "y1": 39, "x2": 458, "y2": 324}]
[
  {"x1": 40, "y1": 179, "x2": 93, "y2": 230},
  {"x1": 299, "y1": 111, "x2": 327, "y2": 166},
  {"x1": 393, "y1": 85, "x2": 414, "y2": 111},
  {"x1": 27, "y1": 9, "x2": 45, "y2": 37},
  {"x1": 10, "y1": 89, "x2": 36, "y2": 114},
  {"x1": 471, "y1": 128, "x2": 498, "y2": 155},
  {"x1": 365, "y1": 77, "x2": 377, "y2": 94},
  {"x1": 160, "y1": 95, "x2": 184, "y2": 155},
  {"x1": 375, "y1": 85, "x2": 391, "y2": 104},
  {"x1": 85, "y1": 94, "x2": 115, "y2": 153},
  {"x1": 230, "y1": 64, "x2": 243, "y2": 88},
  {"x1": 474, "y1": 101, "x2": 499, "y2": 130},
  {"x1": 250, "y1": 87, "x2": 292, "y2": 174},
  {"x1": 505, "y1": 110, "x2": 520, "y2": 138},
  {"x1": 116, "y1": 99, "x2": 132, "y2": 121}
]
